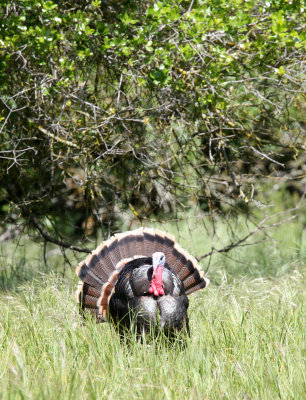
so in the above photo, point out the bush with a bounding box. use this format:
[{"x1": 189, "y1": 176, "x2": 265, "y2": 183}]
[{"x1": 0, "y1": 0, "x2": 304, "y2": 250}]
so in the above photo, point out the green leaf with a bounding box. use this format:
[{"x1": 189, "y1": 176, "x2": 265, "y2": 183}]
[
  {"x1": 275, "y1": 66, "x2": 285, "y2": 76},
  {"x1": 120, "y1": 12, "x2": 139, "y2": 25}
]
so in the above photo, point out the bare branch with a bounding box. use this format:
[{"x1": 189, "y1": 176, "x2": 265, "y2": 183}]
[
  {"x1": 197, "y1": 194, "x2": 305, "y2": 263},
  {"x1": 37, "y1": 126, "x2": 80, "y2": 149},
  {"x1": 29, "y1": 213, "x2": 92, "y2": 253}
]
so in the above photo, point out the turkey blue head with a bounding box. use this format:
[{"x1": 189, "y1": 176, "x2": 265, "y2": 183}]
[{"x1": 149, "y1": 252, "x2": 165, "y2": 296}]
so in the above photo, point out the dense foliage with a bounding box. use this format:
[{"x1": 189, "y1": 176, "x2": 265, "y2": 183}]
[{"x1": 0, "y1": 0, "x2": 305, "y2": 249}]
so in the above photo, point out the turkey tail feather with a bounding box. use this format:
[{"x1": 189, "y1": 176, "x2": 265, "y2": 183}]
[
  {"x1": 76, "y1": 227, "x2": 209, "y2": 321},
  {"x1": 76, "y1": 282, "x2": 101, "y2": 320},
  {"x1": 76, "y1": 262, "x2": 104, "y2": 289},
  {"x1": 185, "y1": 277, "x2": 210, "y2": 295}
]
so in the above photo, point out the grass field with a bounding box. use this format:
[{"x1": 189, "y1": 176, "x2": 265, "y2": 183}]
[{"x1": 0, "y1": 201, "x2": 305, "y2": 399}]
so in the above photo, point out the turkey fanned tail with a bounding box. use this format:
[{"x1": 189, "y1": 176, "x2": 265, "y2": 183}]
[{"x1": 76, "y1": 228, "x2": 209, "y2": 333}]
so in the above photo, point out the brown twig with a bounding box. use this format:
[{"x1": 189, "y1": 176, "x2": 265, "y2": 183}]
[
  {"x1": 18, "y1": 204, "x2": 92, "y2": 254},
  {"x1": 29, "y1": 213, "x2": 92, "y2": 253}
]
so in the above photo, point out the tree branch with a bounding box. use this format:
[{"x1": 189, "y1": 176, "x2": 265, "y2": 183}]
[
  {"x1": 20, "y1": 205, "x2": 91, "y2": 254},
  {"x1": 197, "y1": 194, "x2": 305, "y2": 263}
]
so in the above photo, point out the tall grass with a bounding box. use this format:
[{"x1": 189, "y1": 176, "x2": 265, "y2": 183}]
[
  {"x1": 0, "y1": 191, "x2": 304, "y2": 399},
  {"x1": 0, "y1": 269, "x2": 304, "y2": 399}
]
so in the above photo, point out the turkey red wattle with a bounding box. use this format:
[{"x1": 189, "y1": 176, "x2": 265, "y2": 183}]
[
  {"x1": 150, "y1": 252, "x2": 166, "y2": 296},
  {"x1": 149, "y1": 265, "x2": 165, "y2": 296}
]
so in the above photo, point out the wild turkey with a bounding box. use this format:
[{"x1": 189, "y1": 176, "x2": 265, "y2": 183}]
[{"x1": 76, "y1": 228, "x2": 209, "y2": 335}]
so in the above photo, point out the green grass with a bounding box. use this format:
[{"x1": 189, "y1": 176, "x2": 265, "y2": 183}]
[
  {"x1": 0, "y1": 269, "x2": 304, "y2": 399},
  {"x1": 0, "y1": 192, "x2": 305, "y2": 399}
]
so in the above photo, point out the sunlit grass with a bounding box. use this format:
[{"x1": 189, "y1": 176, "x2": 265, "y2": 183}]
[
  {"x1": 0, "y1": 268, "x2": 304, "y2": 399},
  {"x1": 0, "y1": 191, "x2": 305, "y2": 399}
]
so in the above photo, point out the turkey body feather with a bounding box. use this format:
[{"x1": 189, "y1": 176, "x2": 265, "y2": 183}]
[
  {"x1": 109, "y1": 258, "x2": 189, "y2": 333},
  {"x1": 76, "y1": 228, "x2": 209, "y2": 335}
]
